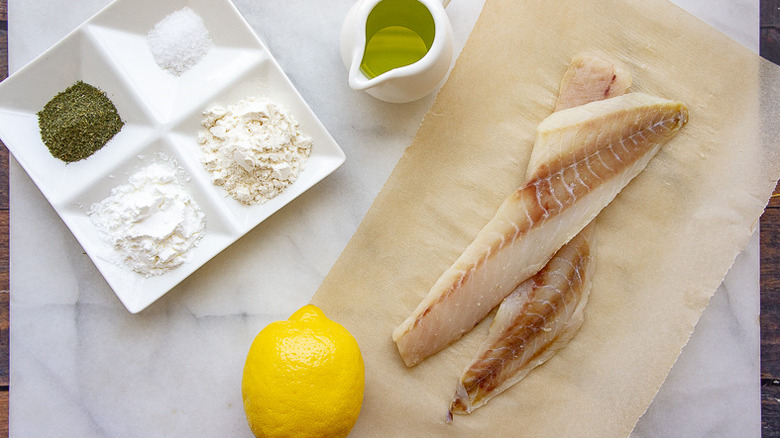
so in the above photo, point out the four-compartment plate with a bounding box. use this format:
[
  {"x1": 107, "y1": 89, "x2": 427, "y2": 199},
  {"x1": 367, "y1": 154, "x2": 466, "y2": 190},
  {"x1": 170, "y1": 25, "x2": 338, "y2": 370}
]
[{"x1": 0, "y1": 0, "x2": 346, "y2": 313}]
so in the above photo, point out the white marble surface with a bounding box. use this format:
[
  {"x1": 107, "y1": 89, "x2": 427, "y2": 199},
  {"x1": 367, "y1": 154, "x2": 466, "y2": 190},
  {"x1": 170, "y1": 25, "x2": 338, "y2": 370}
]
[{"x1": 6, "y1": 0, "x2": 760, "y2": 436}]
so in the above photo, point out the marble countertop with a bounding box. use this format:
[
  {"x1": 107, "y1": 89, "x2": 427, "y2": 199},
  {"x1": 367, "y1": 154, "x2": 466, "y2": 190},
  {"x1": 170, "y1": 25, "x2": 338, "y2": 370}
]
[{"x1": 7, "y1": 0, "x2": 761, "y2": 436}]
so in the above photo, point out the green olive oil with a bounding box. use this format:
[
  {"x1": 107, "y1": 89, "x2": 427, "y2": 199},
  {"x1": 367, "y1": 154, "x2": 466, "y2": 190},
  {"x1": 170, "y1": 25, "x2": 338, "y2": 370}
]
[{"x1": 359, "y1": 0, "x2": 436, "y2": 79}]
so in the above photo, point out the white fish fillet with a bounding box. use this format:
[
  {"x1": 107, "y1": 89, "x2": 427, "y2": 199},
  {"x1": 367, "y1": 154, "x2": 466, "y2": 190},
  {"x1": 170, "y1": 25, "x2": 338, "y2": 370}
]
[
  {"x1": 392, "y1": 92, "x2": 688, "y2": 367},
  {"x1": 448, "y1": 224, "x2": 594, "y2": 417},
  {"x1": 447, "y1": 55, "x2": 626, "y2": 418},
  {"x1": 553, "y1": 54, "x2": 631, "y2": 112},
  {"x1": 529, "y1": 54, "x2": 632, "y2": 177}
]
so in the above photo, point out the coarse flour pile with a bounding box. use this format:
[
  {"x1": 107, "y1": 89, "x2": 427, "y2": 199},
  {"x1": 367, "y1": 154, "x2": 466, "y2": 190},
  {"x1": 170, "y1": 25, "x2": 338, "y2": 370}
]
[
  {"x1": 88, "y1": 160, "x2": 206, "y2": 277},
  {"x1": 198, "y1": 97, "x2": 313, "y2": 205}
]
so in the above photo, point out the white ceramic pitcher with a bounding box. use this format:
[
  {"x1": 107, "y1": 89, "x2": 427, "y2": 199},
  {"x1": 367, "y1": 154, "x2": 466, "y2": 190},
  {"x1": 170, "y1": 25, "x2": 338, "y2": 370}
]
[{"x1": 340, "y1": 0, "x2": 454, "y2": 103}]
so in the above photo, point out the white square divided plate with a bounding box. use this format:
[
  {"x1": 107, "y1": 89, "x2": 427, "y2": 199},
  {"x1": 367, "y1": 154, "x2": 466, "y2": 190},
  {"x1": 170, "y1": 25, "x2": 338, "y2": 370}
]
[{"x1": 0, "y1": 0, "x2": 346, "y2": 313}]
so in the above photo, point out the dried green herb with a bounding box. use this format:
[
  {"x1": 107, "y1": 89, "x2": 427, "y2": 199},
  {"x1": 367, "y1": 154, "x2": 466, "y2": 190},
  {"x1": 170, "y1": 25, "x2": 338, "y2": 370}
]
[{"x1": 37, "y1": 81, "x2": 125, "y2": 163}]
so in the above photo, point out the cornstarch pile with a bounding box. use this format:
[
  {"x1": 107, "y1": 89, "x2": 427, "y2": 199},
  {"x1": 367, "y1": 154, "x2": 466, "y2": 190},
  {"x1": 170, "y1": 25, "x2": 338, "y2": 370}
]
[
  {"x1": 147, "y1": 7, "x2": 213, "y2": 76},
  {"x1": 198, "y1": 97, "x2": 313, "y2": 205},
  {"x1": 88, "y1": 158, "x2": 206, "y2": 277}
]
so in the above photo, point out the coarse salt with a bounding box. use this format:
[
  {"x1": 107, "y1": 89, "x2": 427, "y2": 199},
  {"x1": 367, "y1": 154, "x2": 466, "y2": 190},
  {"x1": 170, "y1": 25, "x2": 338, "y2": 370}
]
[{"x1": 147, "y1": 7, "x2": 213, "y2": 76}]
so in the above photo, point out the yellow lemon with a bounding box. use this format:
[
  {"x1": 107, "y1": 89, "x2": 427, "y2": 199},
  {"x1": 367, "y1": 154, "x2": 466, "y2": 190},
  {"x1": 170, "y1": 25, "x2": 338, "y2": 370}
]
[{"x1": 242, "y1": 304, "x2": 365, "y2": 438}]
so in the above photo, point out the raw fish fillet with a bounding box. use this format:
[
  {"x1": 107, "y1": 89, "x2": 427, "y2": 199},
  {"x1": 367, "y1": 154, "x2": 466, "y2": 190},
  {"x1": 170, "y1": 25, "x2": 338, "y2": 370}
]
[
  {"x1": 447, "y1": 55, "x2": 625, "y2": 418},
  {"x1": 392, "y1": 92, "x2": 688, "y2": 367},
  {"x1": 448, "y1": 224, "x2": 594, "y2": 417},
  {"x1": 553, "y1": 54, "x2": 632, "y2": 112},
  {"x1": 444, "y1": 55, "x2": 630, "y2": 417},
  {"x1": 529, "y1": 54, "x2": 632, "y2": 177}
]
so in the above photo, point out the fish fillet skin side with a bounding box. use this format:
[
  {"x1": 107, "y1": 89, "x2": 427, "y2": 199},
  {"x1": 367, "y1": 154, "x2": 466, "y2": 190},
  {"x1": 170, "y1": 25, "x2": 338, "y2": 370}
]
[
  {"x1": 448, "y1": 224, "x2": 594, "y2": 417},
  {"x1": 392, "y1": 92, "x2": 688, "y2": 367}
]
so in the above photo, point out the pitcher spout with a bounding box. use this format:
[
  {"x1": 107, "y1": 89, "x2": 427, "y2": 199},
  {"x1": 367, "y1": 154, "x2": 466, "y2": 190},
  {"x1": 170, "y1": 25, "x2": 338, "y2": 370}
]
[{"x1": 347, "y1": 59, "x2": 375, "y2": 92}]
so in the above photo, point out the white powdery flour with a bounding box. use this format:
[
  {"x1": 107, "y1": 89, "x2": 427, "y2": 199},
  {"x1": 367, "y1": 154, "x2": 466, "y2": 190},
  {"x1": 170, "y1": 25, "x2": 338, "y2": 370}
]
[
  {"x1": 198, "y1": 97, "x2": 313, "y2": 205},
  {"x1": 147, "y1": 7, "x2": 212, "y2": 76},
  {"x1": 88, "y1": 160, "x2": 206, "y2": 277}
]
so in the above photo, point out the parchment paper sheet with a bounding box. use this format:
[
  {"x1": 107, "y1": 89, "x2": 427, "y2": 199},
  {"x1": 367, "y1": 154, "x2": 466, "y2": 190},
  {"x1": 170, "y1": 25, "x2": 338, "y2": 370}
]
[{"x1": 311, "y1": 0, "x2": 780, "y2": 436}]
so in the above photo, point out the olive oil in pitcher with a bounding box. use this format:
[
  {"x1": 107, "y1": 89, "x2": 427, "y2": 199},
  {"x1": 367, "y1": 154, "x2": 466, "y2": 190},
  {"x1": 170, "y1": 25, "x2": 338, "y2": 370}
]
[{"x1": 359, "y1": 0, "x2": 436, "y2": 79}]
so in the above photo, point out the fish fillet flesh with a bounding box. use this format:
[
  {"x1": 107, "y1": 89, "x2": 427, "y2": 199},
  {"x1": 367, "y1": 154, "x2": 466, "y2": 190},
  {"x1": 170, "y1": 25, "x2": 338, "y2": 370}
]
[
  {"x1": 446, "y1": 55, "x2": 626, "y2": 418},
  {"x1": 529, "y1": 54, "x2": 631, "y2": 177},
  {"x1": 392, "y1": 92, "x2": 688, "y2": 367},
  {"x1": 448, "y1": 224, "x2": 595, "y2": 418},
  {"x1": 553, "y1": 53, "x2": 631, "y2": 112}
]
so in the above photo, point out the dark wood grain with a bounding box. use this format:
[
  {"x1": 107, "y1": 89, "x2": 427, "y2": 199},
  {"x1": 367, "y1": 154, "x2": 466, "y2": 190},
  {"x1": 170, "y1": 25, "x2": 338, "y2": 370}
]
[
  {"x1": 763, "y1": 203, "x2": 780, "y2": 438},
  {"x1": 0, "y1": 391, "x2": 6, "y2": 438},
  {"x1": 767, "y1": 382, "x2": 780, "y2": 437},
  {"x1": 0, "y1": 1, "x2": 8, "y2": 436},
  {"x1": 762, "y1": 2, "x2": 780, "y2": 435},
  {"x1": 762, "y1": 207, "x2": 780, "y2": 372}
]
